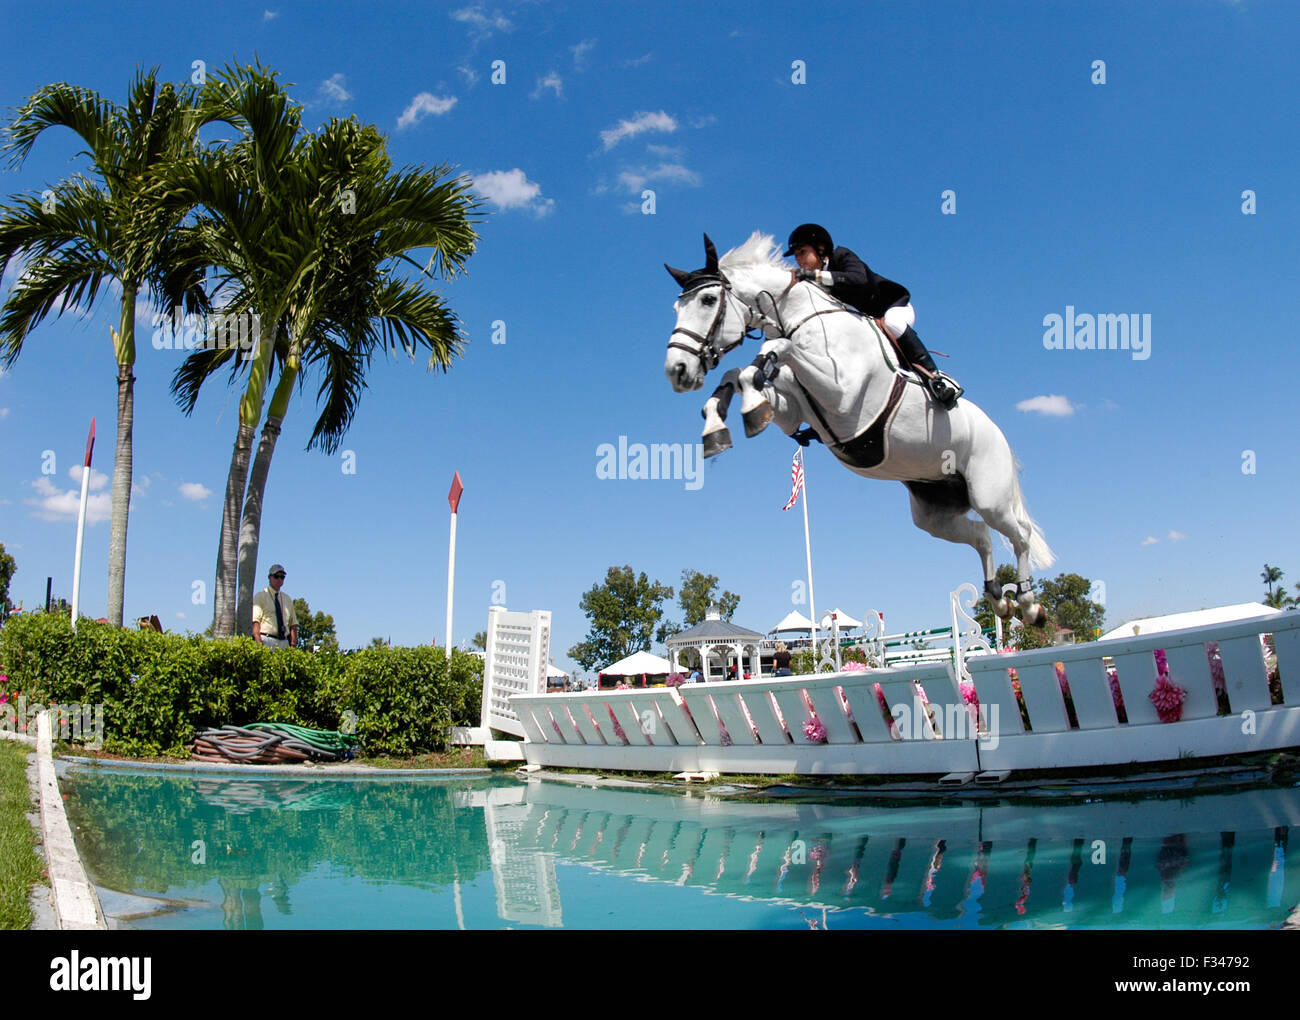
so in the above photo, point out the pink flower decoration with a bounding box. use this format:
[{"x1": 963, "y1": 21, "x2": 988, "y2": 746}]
[
  {"x1": 840, "y1": 661, "x2": 871, "y2": 672},
  {"x1": 719, "y1": 724, "x2": 734, "y2": 746},
  {"x1": 803, "y1": 716, "x2": 827, "y2": 743},
  {"x1": 1149, "y1": 673, "x2": 1187, "y2": 723},
  {"x1": 666, "y1": 672, "x2": 686, "y2": 687}
]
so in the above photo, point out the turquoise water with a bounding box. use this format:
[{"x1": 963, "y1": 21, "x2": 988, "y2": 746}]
[{"x1": 61, "y1": 765, "x2": 1299, "y2": 930}]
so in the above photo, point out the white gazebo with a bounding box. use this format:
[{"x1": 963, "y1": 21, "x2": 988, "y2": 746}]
[{"x1": 667, "y1": 606, "x2": 767, "y2": 680}]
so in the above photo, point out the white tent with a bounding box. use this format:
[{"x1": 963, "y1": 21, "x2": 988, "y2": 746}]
[
  {"x1": 546, "y1": 663, "x2": 568, "y2": 678},
  {"x1": 599, "y1": 650, "x2": 674, "y2": 676},
  {"x1": 1099, "y1": 603, "x2": 1282, "y2": 642},
  {"x1": 822, "y1": 608, "x2": 863, "y2": 629},
  {"x1": 770, "y1": 610, "x2": 815, "y2": 633}
]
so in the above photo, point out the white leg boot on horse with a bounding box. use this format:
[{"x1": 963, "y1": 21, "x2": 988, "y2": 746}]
[
  {"x1": 739, "y1": 363, "x2": 774, "y2": 437},
  {"x1": 701, "y1": 372, "x2": 738, "y2": 458}
]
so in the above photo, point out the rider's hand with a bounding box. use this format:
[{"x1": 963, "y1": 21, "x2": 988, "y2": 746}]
[{"x1": 794, "y1": 268, "x2": 818, "y2": 282}]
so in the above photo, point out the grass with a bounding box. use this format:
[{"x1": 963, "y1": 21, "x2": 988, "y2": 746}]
[{"x1": 0, "y1": 741, "x2": 44, "y2": 929}]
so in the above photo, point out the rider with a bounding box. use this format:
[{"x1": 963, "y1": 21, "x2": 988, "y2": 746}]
[{"x1": 784, "y1": 223, "x2": 961, "y2": 409}]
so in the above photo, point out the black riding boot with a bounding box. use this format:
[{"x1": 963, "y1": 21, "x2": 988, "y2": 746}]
[{"x1": 896, "y1": 325, "x2": 961, "y2": 409}]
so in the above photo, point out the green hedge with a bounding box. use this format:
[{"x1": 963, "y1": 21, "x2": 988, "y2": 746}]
[{"x1": 0, "y1": 614, "x2": 482, "y2": 758}]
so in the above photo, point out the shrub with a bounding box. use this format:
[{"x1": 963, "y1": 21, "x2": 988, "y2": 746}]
[{"x1": 0, "y1": 614, "x2": 483, "y2": 758}]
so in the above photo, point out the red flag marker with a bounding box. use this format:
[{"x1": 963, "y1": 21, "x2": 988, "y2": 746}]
[{"x1": 448, "y1": 471, "x2": 464, "y2": 513}]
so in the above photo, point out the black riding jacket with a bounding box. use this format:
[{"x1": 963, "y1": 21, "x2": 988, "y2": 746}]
[{"x1": 821, "y1": 247, "x2": 910, "y2": 318}]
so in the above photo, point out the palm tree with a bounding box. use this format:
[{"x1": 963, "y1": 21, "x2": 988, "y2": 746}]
[
  {"x1": 0, "y1": 70, "x2": 208, "y2": 625},
  {"x1": 161, "y1": 66, "x2": 478, "y2": 637},
  {"x1": 1262, "y1": 564, "x2": 1284, "y2": 604}
]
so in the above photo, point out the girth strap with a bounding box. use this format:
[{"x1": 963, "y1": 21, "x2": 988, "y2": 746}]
[{"x1": 795, "y1": 374, "x2": 908, "y2": 470}]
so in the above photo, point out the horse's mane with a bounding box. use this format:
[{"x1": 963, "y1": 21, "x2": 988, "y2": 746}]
[{"x1": 718, "y1": 232, "x2": 788, "y2": 276}]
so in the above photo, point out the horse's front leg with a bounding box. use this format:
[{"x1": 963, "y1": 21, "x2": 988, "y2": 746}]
[
  {"x1": 701, "y1": 368, "x2": 742, "y2": 458},
  {"x1": 739, "y1": 339, "x2": 792, "y2": 437}
]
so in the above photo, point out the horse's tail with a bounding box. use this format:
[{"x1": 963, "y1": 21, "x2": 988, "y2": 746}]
[{"x1": 1011, "y1": 462, "x2": 1055, "y2": 571}]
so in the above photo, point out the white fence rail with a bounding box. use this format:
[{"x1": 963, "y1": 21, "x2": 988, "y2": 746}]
[{"x1": 514, "y1": 611, "x2": 1300, "y2": 776}]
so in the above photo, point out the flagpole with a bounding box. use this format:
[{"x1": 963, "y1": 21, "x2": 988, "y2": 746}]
[
  {"x1": 71, "y1": 418, "x2": 95, "y2": 631},
  {"x1": 800, "y1": 452, "x2": 818, "y2": 654},
  {"x1": 445, "y1": 472, "x2": 464, "y2": 655},
  {"x1": 445, "y1": 511, "x2": 457, "y2": 653}
]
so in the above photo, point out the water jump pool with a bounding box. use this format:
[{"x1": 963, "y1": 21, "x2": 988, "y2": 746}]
[{"x1": 60, "y1": 763, "x2": 1300, "y2": 930}]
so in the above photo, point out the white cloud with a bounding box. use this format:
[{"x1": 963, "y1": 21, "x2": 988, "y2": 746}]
[
  {"x1": 571, "y1": 38, "x2": 597, "y2": 69},
  {"x1": 457, "y1": 65, "x2": 480, "y2": 87},
  {"x1": 645, "y1": 143, "x2": 685, "y2": 159},
  {"x1": 532, "y1": 72, "x2": 563, "y2": 99},
  {"x1": 451, "y1": 6, "x2": 512, "y2": 34},
  {"x1": 601, "y1": 110, "x2": 676, "y2": 150},
  {"x1": 27, "y1": 476, "x2": 111, "y2": 524},
  {"x1": 1141, "y1": 536, "x2": 1159, "y2": 546},
  {"x1": 318, "y1": 74, "x2": 353, "y2": 104},
  {"x1": 398, "y1": 93, "x2": 458, "y2": 129},
  {"x1": 616, "y1": 162, "x2": 701, "y2": 194},
  {"x1": 470, "y1": 169, "x2": 554, "y2": 216},
  {"x1": 0, "y1": 408, "x2": 8, "y2": 419},
  {"x1": 623, "y1": 53, "x2": 652, "y2": 68},
  {"x1": 1016, "y1": 394, "x2": 1075, "y2": 416},
  {"x1": 68, "y1": 465, "x2": 109, "y2": 491},
  {"x1": 179, "y1": 481, "x2": 212, "y2": 502},
  {"x1": 176, "y1": 611, "x2": 187, "y2": 619},
  {"x1": 263, "y1": 9, "x2": 278, "y2": 20},
  {"x1": 1168, "y1": 530, "x2": 1188, "y2": 541}
]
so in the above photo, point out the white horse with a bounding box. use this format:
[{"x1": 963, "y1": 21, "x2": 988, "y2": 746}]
[{"x1": 664, "y1": 233, "x2": 1054, "y2": 622}]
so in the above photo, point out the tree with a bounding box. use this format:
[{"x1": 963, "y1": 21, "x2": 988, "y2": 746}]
[
  {"x1": 159, "y1": 63, "x2": 478, "y2": 637},
  {"x1": 472, "y1": 631, "x2": 486, "y2": 650},
  {"x1": 1262, "y1": 564, "x2": 1284, "y2": 603},
  {"x1": 0, "y1": 70, "x2": 209, "y2": 625},
  {"x1": 292, "y1": 597, "x2": 338, "y2": 652},
  {"x1": 677, "y1": 569, "x2": 740, "y2": 626},
  {"x1": 657, "y1": 569, "x2": 741, "y2": 651},
  {"x1": 567, "y1": 566, "x2": 674, "y2": 671},
  {"x1": 0, "y1": 542, "x2": 15, "y2": 617}
]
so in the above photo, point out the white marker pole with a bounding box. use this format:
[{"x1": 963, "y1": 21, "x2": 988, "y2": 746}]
[
  {"x1": 445, "y1": 472, "x2": 464, "y2": 655},
  {"x1": 800, "y1": 456, "x2": 818, "y2": 654},
  {"x1": 70, "y1": 418, "x2": 95, "y2": 631}
]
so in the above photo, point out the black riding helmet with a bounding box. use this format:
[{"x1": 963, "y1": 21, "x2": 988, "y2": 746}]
[{"x1": 784, "y1": 223, "x2": 834, "y2": 258}]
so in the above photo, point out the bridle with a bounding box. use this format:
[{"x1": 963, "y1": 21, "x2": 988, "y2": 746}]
[{"x1": 667, "y1": 275, "x2": 764, "y2": 372}]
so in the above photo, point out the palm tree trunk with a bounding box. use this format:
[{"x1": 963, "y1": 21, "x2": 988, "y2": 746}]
[
  {"x1": 213, "y1": 422, "x2": 256, "y2": 638},
  {"x1": 236, "y1": 414, "x2": 284, "y2": 636},
  {"x1": 214, "y1": 318, "x2": 280, "y2": 638},
  {"x1": 107, "y1": 291, "x2": 137, "y2": 627},
  {"x1": 235, "y1": 352, "x2": 299, "y2": 635}
]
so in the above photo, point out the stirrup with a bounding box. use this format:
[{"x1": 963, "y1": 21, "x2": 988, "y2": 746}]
[{"x1": 927, "y1": 372, "x2": 962, "y2": 409}]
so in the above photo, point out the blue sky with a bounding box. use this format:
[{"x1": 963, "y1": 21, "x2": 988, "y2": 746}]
[{"x1": 1, "y1": 1, "x2": 1297, "y2": 676}]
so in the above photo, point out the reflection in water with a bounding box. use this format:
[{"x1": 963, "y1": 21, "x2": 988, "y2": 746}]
[{"x1": 61, "y1": 767, "x2": 1300, "y2": 930}]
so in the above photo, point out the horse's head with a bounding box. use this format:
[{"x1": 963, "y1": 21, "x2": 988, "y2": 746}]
[{"x1": 664, "y1": 234, "x2": 755, "y2": 392}]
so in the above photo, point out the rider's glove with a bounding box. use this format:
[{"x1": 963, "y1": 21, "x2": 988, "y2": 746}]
[{"x1": 795, "y1": 268, "x2": 818, "y2": 282}]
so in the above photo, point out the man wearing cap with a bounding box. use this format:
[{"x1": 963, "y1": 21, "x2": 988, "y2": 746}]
[
  {"x1": 252, "y1": 564, "x2": 298, "y2": 648},
  {"x1": 784, "y1": 223, "x2": 962, "y2": 409}
]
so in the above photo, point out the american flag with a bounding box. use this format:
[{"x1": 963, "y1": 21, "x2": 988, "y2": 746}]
[{"x1": 782, "y1": 448, "x2": 804, "y2": 511}]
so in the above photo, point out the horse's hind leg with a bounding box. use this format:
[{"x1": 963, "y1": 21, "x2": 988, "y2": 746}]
[
  {"x1": 966, "y1": 471, "x2": 1048, "y2": 626},
  {"x1": 701, "y1": 369, "x2": 740, "y2": 458},
  {"x1": 907, "y1": 491, "x2": 1014, "y2": 619}
]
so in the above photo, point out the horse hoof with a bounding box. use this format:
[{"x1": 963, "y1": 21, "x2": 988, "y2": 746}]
[
  {"x1": 1025, "y1": 604, "x2": 1048, "y2": 627},
  {"x1": 743, "y1": 401, "x2": 773, "y2": 438},
  {"x1": 994, "y1": 597, "x2": 1015, "y2": 619},
  {"x1": 703, "y1": 428, "x2": 733, "y2": 458}
]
